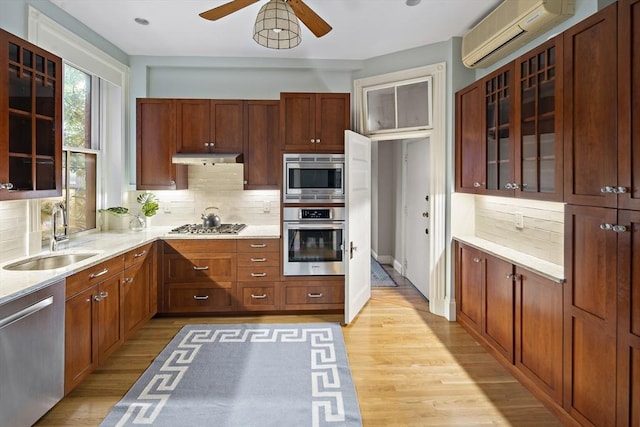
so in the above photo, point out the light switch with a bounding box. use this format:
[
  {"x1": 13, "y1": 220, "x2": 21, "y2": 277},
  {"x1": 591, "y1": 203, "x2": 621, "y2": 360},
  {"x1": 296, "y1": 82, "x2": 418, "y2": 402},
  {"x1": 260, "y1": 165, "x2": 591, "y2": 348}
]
[
  {"x1": 514, "y1": 212, "x2": 524, "y2": 229},
  {"x1": 263, "y1": 201, "x2": 271, "y2": 213}
]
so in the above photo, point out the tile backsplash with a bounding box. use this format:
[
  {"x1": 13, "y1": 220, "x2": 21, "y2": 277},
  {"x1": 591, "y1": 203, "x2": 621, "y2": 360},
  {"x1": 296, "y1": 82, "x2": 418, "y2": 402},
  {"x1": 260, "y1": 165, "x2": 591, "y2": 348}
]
[
  {"x1": 474, "y1": 195, "x2": 564, "y2": 265},
  {"x1": 101, "y1": 164, "x2": 280, "y2": 230},
  {"x1": 0, "y1": 200, "x2": 29, "y2": 263}
]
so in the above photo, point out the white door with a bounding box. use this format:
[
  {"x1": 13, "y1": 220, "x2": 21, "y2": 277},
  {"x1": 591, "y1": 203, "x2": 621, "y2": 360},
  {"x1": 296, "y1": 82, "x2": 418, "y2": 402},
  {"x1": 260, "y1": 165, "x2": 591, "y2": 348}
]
[
  {"x1": 404, "y1": 138, "x2": 430, "y2": 299},
  {"x1": 344, "y1": 130, "x2": 372, "y2": 325}
]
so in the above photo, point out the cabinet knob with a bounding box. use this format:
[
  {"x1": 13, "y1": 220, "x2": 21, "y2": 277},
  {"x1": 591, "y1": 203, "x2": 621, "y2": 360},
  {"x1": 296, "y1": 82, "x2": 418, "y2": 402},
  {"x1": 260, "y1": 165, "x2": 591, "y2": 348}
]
[
  {"x1": 311, "y1": 139, "x2": 316, "y2": 143},
  {"x1": 614, "y1": 186, "x2": 628, "y2": 194},
  {"x1": 600, "y1": 223, "x2": 614, "y2": 230},
  {"x1": 472, "y1": 257, "x2": 482, "y2": 263},
  {"x1": 473, "y1": 182, "x2": 481, "y2": 188},
  {"x1": 613, "y1": 225, "x2": 628, "y2": 233},
  {"x1": 0, "y1": 183, "x2": 13, "y2": 190},
  {"x1": 316, "y1": 139, "x2": 320, "y2": 143}
]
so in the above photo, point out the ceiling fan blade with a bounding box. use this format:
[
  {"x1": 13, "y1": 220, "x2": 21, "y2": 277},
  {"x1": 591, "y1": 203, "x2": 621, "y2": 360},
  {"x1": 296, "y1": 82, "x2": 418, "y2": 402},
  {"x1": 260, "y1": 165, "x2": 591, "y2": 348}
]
[
  {"x1": 287, "y1": 0, "x2": 332, "y2": 38},
  {"x1": 199, "y1": 0, "x2": 260, "y2": 21}
]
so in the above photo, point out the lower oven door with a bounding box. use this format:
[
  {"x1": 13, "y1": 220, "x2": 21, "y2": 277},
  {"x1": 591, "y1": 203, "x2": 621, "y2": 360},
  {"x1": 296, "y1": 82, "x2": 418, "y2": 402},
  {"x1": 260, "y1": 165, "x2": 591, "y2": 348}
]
[{"x1": 283, "y1": 221, "x2": 345, "y2": 276}]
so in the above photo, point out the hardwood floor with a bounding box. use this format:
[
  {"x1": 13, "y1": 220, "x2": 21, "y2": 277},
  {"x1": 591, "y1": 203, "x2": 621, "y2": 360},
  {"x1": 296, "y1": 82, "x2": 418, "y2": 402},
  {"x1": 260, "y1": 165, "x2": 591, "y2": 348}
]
[{"x1": 36, "y1": 268, "x2": 562, "y2": 426}]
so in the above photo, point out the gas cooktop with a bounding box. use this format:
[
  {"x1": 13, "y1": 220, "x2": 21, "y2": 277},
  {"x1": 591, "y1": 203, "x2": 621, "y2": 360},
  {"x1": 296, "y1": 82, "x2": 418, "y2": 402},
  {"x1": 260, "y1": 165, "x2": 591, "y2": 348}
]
[{"x1": 168, "y1": 223, "x2": 247, "y2": 235}]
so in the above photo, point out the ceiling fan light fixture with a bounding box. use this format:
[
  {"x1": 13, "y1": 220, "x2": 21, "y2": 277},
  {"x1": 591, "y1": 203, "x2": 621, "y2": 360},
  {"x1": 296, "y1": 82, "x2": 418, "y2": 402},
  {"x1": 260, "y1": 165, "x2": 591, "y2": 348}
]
[{"x1": 253, "y1": 0, "x2": 301, "y2": 49}]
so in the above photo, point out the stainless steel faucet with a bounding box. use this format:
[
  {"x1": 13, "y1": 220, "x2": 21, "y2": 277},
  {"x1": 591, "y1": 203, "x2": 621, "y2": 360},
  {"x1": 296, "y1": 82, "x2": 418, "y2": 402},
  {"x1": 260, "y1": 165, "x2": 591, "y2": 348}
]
[{"x1": 50, "y1": 201, "x2": 69, "y2": 251}]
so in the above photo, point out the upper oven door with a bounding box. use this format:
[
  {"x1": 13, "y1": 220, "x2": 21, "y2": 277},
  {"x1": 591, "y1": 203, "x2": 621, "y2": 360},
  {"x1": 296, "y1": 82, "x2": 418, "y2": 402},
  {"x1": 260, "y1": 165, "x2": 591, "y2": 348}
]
[{"x1": 283, "y1": 155, "x2": 345, "y2": 203}]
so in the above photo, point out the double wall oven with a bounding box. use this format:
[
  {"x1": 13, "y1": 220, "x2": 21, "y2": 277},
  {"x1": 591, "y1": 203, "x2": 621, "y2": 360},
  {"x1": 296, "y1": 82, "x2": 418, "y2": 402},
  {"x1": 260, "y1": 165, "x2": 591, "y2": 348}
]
[{"x1": 282, "y1": 153, "x2": 346, "y2": 276}]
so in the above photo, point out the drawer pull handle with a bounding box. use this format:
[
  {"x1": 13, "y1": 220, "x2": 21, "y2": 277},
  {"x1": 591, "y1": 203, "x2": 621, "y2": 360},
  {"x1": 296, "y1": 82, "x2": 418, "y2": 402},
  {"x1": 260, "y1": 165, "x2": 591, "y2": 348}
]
[
  {"x1": 251, "y1": 258, "x2": 267, "y2": 262},
  {"x1": 251, "y1": 294, "x2": 267, "y2": 299},
  {"x1": 124, "y1": 277, "x2": 133, "y2": 284},
  {"x1": 250, "y1": 244, "x2": 267, "y2": 248},
  {"x1": 251, "y1": 272, "x2": 267, "y2": 277},
  {"x1": 193, "y1": 295, "x2": 209, "y2": 300},
  {"x1": 133, "y1": 250, "x2": 147, "y2": 258},
  {"x1": 89, "y1": 268, "x2": 108, "y2": 279},
  {"x1": 193, "y1": 266, "x2": 209, "y2": 271},
  {"x1": 308, "y1": 293, "x2": 323, "y2": 298}
]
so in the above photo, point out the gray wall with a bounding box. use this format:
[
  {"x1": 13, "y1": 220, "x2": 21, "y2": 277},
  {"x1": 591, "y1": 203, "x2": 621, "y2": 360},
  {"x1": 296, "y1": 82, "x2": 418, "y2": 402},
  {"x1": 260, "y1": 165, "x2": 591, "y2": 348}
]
[{"x1": 0, "y1": 0, "x2": 128, "y2": 64}]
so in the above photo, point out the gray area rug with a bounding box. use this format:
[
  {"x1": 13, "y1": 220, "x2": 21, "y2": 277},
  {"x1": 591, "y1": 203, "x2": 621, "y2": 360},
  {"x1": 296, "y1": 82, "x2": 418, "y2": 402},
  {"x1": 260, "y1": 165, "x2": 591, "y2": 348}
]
[
  {"x1": 100, "y1": 323, "x2": 362, "y2": 427},
  {"x1": 371, "y1": 257, "x2": 398, "y2": 287}
]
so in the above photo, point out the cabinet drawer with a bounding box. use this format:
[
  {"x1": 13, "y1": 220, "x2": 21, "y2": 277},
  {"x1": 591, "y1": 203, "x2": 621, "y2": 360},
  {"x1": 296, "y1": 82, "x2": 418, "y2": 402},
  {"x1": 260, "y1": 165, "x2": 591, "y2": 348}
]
[
  {"x1": 283, "y1": 282, "x2": 344, "y2": 308},
  {"x1": 124, "y1": 242, "x2": 154, "y2": 268},
  {"x1": 164, "y1": 254, "x2": 236, "y2": 283},
  {"x1": 237, "y1": 283, "x2": 280, "y2": 311},
  {"x1": 237, "y1": 252, "x2": 279, "y2": 267},
  {"x1": 163, "y1": 239, "x2": 236, "y2": 254},
  {"x1": 66, "y1": 255, "x2": 124, "y2": 298},
  {"x1": 166, "y1": 285, "x2": 236, "y2": 313},
  {"x1": 237, "y1": 266, "x2": 280, "y2": 281},
  {"x1": 237, "y1": 239, "x2": 279, "y2": 253}
]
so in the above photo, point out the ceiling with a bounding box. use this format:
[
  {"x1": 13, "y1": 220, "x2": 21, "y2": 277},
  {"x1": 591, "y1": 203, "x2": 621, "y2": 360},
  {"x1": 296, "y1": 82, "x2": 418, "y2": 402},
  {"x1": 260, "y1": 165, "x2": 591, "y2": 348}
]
[{"x1": 48, "y1": 0, "x2": 502, "y2": 60}]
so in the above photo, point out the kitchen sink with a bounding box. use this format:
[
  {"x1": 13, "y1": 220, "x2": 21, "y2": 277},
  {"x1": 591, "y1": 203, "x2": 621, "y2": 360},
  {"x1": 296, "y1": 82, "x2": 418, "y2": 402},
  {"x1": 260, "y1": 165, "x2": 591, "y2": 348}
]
[{"x1": 3, "y1": 252, "x2": 98, "y2": 271}]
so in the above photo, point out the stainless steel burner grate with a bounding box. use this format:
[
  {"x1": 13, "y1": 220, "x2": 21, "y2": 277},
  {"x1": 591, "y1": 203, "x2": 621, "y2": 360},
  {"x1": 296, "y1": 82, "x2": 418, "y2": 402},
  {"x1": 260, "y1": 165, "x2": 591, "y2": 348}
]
[{"x1": 168, "y1": 224, "x2": 247, "y2": 234}]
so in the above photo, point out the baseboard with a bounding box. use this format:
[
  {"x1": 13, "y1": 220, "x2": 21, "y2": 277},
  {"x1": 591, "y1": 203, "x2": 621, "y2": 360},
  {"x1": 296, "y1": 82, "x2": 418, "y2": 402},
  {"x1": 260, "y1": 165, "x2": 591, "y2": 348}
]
[
  {"x1": 393, "y1": 258, "x2": 404, "y2": 275},
  {"x1": 375, "y1": 255, "x2": 394, "y2": 265}
]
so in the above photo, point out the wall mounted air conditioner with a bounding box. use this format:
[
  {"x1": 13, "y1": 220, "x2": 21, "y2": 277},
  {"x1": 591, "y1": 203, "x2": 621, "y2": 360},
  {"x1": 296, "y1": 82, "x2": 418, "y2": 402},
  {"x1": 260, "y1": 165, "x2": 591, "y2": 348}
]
[{"x1": 462, "y1": 0, "x2": 575, "y2": 69}]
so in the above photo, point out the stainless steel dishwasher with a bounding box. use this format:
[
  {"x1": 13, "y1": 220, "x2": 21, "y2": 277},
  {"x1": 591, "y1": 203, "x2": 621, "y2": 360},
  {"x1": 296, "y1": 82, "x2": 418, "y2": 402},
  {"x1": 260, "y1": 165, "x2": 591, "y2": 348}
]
[{"x1": 0, "y1": 280, "x2": 64, "y2": 427}]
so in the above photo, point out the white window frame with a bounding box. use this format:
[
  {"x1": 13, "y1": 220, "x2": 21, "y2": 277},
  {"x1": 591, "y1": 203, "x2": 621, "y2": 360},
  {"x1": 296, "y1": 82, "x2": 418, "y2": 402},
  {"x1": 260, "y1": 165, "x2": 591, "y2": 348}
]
[{"x1": 27, "y1": 6, "x2": 130, "y2": 246}]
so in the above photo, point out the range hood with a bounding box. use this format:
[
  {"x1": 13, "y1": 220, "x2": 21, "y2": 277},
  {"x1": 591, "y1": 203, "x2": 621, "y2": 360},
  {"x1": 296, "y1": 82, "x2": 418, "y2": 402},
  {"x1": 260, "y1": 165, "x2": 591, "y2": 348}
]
[{"x1": 172, "y1": 153, "x2": 243, "y2": 165}]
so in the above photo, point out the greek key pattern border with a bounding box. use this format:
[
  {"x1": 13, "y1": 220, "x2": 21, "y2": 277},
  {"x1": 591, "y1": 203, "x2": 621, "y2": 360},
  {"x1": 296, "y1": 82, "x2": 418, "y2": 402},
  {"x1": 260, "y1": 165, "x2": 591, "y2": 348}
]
[{"x1": 113, "y1": 327, "x2": 346, "y2": 426}]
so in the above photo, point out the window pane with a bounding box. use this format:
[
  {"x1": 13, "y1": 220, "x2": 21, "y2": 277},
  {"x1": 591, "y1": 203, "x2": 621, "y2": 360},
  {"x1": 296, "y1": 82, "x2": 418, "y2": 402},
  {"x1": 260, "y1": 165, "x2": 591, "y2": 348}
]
[
  {"x1": 397, "y1": 81, "x2": 430, "y2": 128},
  {"x1": 366, "y1": 87, "x2": 395, "y2": 132},
  {"x1": 63, "y1": 65, "x2": 91, "y2": 148},
  {"x1": 67, "y1": 152, "x2": 97, "y2": 233}
]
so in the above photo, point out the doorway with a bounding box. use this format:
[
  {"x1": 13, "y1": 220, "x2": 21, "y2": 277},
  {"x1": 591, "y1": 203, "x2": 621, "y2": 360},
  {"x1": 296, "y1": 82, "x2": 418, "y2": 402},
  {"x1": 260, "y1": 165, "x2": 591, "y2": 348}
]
[{"x1": 371, "y1": 137, "x2": 430, "y2": 300}]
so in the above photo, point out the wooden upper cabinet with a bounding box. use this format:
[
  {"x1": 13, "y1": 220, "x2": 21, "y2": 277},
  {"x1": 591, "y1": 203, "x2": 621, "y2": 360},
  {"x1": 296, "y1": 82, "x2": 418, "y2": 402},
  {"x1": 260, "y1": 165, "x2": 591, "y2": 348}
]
[
  {"x1": 483, "y1": 62, "x2": 516, "y2": 196},
  {"x1": 244, "y1": 100, "x2": 280, "y2": 189},
  {"x1": 136, "y1": 98, "x2": 187, "y2": 190},
  {"x1": 176, "y1": 99, "x2": 244, "y2": 154},
  {"x1": 563, "y1": 4, "x2": 618, "y2": 207},
  {"x1": 455, "y1": 81, "x2": 484, "y2": 193},
  {"x1": 0, "y1": 29, "x2": 62, "y2": 200},
  {"x1": 281, "y1": 92, "x2": 350, "y2": 152},
  {"x1": 618, "y1": 0, "x2": 640, "y2": 211},
  {"x1": 514, "y1": 37, "x2": 564, "y2": 201}
]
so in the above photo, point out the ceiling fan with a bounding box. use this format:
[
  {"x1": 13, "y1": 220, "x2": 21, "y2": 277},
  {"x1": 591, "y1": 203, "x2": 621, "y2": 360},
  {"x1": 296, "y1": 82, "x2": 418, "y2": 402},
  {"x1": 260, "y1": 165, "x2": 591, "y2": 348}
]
[{"x1": 199, "y1": 0, "x2": 332, "y2": 38}]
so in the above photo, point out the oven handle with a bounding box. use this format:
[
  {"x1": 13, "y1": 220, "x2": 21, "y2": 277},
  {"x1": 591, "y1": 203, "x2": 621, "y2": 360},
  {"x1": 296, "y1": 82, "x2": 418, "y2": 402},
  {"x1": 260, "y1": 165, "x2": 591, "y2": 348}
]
[{"x1": 284, "y1": 222, "x2": 344, "y2": 230}]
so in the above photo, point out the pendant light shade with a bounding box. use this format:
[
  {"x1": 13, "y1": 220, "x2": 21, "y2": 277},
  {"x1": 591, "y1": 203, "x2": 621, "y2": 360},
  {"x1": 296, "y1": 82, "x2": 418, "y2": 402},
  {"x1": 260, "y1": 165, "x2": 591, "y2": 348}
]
[{"x1": 253, "y1": 0, "x2": 301, "y2": 49}]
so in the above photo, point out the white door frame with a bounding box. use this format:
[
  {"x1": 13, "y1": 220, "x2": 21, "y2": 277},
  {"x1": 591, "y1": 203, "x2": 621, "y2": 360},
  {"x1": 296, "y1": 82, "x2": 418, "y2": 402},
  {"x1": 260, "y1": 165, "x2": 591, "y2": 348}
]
[{"x1": 353, "y1": 62, "x2": 451, "y2": 319}]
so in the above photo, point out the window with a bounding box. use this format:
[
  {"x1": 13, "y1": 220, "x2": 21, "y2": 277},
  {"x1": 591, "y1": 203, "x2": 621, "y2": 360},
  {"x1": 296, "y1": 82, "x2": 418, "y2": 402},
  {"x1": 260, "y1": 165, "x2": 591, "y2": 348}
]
[
  {"x1": 41, "y1": 64, "x2": 99, "y2": 239},
  {"x1": 363, "y1": 76, "x2": 433, "y2": 135}
]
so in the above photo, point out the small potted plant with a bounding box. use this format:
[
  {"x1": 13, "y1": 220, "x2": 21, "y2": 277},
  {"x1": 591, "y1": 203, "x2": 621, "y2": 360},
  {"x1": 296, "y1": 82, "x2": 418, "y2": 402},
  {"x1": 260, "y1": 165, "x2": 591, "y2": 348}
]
[{"x1": 101, "y1": 192, "x2": 159, "y2": 231}]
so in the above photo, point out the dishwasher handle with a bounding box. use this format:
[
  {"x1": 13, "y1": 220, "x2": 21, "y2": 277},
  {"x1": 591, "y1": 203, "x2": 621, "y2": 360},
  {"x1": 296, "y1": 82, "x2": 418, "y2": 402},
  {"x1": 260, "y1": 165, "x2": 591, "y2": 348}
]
[{"x1": 0, "y1": 296, "x2": 53, "y2": 330}]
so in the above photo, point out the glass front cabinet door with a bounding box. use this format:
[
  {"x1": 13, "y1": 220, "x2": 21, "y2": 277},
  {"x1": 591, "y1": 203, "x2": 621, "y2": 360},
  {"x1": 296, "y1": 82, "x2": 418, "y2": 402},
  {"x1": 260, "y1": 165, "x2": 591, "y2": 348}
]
[
  {"x1": 515, "y1": 37, "x2": 563, "y2": 201},
  {"x1": 0, "y1": 29, "x2": 62, "y2": 200}
]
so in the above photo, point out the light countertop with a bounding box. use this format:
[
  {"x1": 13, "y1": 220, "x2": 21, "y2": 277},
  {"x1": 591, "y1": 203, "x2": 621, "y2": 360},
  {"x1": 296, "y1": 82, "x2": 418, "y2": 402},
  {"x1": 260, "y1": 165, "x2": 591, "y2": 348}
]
[
  {"x1": 0, "y1": 224, "x2": 280, "y2": 305},
  {"x1": 453, "y1": 235, "x2": 565, "y2": 283}
]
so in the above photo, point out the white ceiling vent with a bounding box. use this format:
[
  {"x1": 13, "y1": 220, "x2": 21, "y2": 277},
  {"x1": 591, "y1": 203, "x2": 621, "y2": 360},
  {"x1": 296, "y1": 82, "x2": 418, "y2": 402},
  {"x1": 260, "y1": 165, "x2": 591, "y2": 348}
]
[{"x1": 462, "y1": 0, "x2": 575, "y2": 69}]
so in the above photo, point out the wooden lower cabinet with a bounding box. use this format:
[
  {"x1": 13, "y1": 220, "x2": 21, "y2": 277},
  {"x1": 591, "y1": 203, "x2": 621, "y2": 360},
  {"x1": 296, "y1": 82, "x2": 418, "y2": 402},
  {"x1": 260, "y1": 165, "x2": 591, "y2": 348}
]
[
  {"x1": 455, "y1": 241, "x2": 564, "y2": 410},
  {"x1": 282, "y1": 279, "x2": 344, "y2": 310},
  {"x1": 236, "y1": 238, "x2": 281, "y2": 311},
  {"x1": 455, "y1": 243, "x2": 483, "y2": 332},
  {"x1": 483, "y1": 255, "x2": 515, "y2": 364},
  {"x1": 564, "y1": 205, "x2": 618, "y2": 426},
  {"x1": 64, "y1": 259, "x2": 125, "y2": 394},
  {"x1": 515, "y1": 267, "x2": 563, "y2": 404},
  {"x1": 122, "y1": 243, "x2": 156, "y2": 339},
  {"x1": 161, "y1": 240, "x2": 237, "y2": 313}
]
